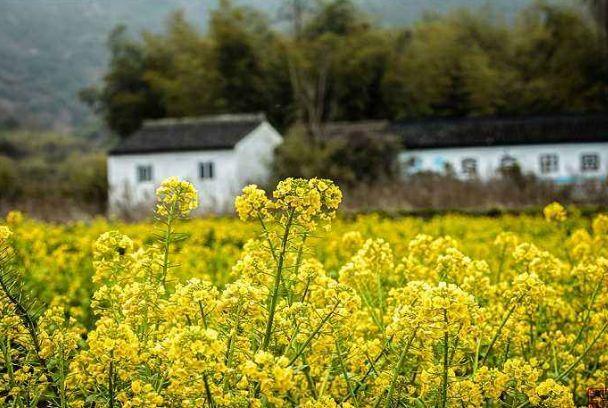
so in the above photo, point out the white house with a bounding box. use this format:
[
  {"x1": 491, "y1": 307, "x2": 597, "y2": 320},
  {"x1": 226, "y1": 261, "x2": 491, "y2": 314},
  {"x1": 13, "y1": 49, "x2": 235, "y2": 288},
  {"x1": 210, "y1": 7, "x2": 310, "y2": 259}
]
[
  {"x1": 107, "y1": 113, "x2": 282, "y2": 215},
  {"x1": 319, "y1": 115, "x2": 608, "y2": 182},
  {"x1": 395, "y1": 115, "x2": 608, "y2": 182}
]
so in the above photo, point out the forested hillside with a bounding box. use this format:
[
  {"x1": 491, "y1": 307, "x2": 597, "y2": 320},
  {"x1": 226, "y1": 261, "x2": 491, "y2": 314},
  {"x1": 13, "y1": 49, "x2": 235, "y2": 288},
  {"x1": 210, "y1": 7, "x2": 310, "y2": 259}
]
[
  {"x1": 0, "y1": 1, "x2": 213, "y2": 129},
  {"x1": 0, "y1": 0, "x2": 534, "y2": 130},
  {"x1": 88, "y1": 0, "x2": 606, "y2": 140}
]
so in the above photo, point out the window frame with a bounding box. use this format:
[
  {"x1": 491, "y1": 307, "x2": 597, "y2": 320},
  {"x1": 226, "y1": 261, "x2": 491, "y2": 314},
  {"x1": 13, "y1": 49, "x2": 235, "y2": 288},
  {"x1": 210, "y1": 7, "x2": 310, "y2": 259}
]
[
  {"x1": 199, "y1": 161, "x2": 215, "y2": 180},
  {"x1": 499, "y1": 154, "x2": 517, "y2": 169},
  {"x1": 539, "y1": 154, "x2": 559, "y2": 175},
  {"x1": 403, "y1": 156, "x2": 422, "y2": 174},
  {"x1": 461, "y1": 157, "x2": 478, "y2": 177},
  {"x1": 136, "y1": 164, "x2": 153, "y2": 183},
  {"x1": 581, "y1": 153, "x2": 600, "y2": 172}
]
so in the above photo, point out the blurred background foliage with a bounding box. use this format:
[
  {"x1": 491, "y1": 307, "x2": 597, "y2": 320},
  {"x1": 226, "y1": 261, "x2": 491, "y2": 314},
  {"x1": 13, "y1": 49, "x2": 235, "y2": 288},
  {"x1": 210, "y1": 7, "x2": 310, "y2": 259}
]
[
  {"x1": 81, "y1": 0, "x2": 608, "y2": 138},
  {"x1": 0, "y1": 131, "x2": 108, "y2": 217},
  {"x1": 0, "y1": 0, "x2": 536, "y2": 130}
]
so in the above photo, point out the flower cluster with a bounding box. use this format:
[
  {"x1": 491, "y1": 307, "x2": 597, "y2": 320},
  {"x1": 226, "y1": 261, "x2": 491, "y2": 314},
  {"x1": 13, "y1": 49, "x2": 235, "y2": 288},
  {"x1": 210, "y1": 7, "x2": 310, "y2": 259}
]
[
  {"x1": 236, "y1": 178, "x2": 342, "y2": 231},
  {"x1": 543, "y1": 201, "x2": 567, "y2": 223},
  {"x1": 155, "y1": 176, "x2": 199, "y2": 218},
  {"x1": 234, "y1": 184, "x2": 271, "y2": 221},
  {"x1": 0, "y1": 225, "x2": 11, "y2": 244}
]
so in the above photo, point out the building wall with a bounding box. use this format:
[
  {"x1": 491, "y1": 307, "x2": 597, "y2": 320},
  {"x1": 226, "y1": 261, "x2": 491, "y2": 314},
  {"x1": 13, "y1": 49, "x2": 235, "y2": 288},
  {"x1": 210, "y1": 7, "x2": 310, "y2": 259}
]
[
  {"x1": 107, "y1": 122, "x2": 283, "y2": 215},
  {"x1": 234, "y1": 121, "x2": 283, "y2": 185},
  {"x1": 108, "y1": 150, "x2": 240, "y2": 215},
  {"x1": 399, "y1": 142, "x2": 608, "y2": 182}
]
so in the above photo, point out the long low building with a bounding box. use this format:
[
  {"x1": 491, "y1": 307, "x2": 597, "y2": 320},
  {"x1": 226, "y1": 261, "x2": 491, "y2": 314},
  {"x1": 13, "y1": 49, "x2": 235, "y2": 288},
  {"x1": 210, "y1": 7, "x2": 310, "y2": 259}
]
[
  {"x1": 107, "y1": 113, "x2": 608, "y2": 215},
  {"x1": 393, "y1": 114, "x2": 608, "y2": 182}
]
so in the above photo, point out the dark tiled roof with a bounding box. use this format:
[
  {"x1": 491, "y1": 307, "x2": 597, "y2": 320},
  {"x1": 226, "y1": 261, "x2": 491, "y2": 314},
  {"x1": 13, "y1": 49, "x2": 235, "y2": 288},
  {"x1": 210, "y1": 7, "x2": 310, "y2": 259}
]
[
  {"x1": 109, "y1": 114, "x2": 266, "y2": 155},
  {"x1": 320, "y1": 120, "x2": 395, "y2": 140},
  {"x1": 391, "y1": 114, "x2": 608, "y2": 149}
]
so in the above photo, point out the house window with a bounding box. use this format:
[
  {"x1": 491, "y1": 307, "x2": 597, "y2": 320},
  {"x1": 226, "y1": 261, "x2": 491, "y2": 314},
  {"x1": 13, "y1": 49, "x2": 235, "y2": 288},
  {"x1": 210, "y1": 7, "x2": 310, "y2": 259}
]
[
  {"x1": 461, "y1": 158, "x2": 477, "y2": 177},
  {"x1": 581, "y1": 153, "x2": 600, "y2": 172},
  {"x1": 500, "y1": 154, "x2": 517, "y2": 169},
  {"x1": 136, "y1": 165, "x2": 152, "y2": 182},
  {"x1": 539, "y1": 154, "x2": 559, "y2": 174},
  {"x1": 404, "y1": 156, "x2": 422, "y2": 174},
  {"x1": 199, "y1": 162, "x2": 214, "y2": 179}
]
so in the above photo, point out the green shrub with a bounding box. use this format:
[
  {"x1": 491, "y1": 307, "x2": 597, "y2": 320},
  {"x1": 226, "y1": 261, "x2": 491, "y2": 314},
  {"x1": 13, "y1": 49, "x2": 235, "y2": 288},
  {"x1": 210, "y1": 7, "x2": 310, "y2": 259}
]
[
  {"x1": 0, "y1": 155, "x2": 21, "y2": 199},
  {"x1": 60, "y1": 153, "x2": 108, "y2": 205},
  {"x1": 273, "y1": 125, "x2": 400, "y2": 186}
]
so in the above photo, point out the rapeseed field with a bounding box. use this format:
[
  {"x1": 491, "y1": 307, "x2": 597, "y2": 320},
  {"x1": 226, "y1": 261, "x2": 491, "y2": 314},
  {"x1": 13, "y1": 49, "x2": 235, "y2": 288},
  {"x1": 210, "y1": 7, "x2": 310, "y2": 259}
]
[{"x1": 1, "y1": 178, "x2": 607, "y2": 407}]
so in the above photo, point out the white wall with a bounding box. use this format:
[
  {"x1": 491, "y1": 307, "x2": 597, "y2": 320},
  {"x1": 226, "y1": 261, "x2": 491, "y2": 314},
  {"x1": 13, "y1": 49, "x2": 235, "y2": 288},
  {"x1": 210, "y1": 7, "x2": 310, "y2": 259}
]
[
  {"x1": 399, "y1": 142, "x2": 608, "y2": 182},
  {"x1": 107, "y1": 121, "x2": 283, "y2": 215},
  {"x1": 108, "y1": 150, "x2": 239, "y2": 215},
  {"x1": 234, "y1": 121, "x2": 283, "y2": 185}
]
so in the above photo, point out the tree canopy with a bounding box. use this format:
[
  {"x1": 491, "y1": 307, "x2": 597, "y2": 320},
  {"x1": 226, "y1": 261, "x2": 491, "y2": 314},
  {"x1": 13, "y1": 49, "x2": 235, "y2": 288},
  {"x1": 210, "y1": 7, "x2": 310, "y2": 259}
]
[{"x1": 85, "y1": 0, "x2": 608, "y2": 138}]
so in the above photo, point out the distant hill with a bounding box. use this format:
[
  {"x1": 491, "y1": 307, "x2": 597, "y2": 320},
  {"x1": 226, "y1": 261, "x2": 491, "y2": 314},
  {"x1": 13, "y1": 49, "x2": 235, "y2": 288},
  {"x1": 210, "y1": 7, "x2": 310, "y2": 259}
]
[{"x1": 0, "y1": 0, "x2": 536, "y2": 130}]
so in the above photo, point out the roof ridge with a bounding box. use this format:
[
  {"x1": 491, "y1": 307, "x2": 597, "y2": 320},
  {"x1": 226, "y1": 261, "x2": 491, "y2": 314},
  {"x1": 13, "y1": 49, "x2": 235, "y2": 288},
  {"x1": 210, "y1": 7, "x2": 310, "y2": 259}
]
[
  {"x1": 143, "y1": 113, "x2": 266, "y2": 127},
  {"x1": 393, "y1": 114, "x2": 608, "y2": 150},
  {"x1": 109, "y1": 113, "x2": 271, "y2": 155},
  {"x1": 323, "y1": 120, "x2": 389, "y2": 126},
  {"x1": 391, "y1": 113, "x2": 608, "y2": 127}
]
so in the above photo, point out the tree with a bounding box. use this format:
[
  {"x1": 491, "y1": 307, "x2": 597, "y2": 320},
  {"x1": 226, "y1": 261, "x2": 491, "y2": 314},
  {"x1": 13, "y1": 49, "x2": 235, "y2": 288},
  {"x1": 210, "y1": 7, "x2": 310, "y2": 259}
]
[
  {"x1": 331, "y1": 29, "x2": 392, "y2": 120},
  {"x1": 513, "y1": 3, "x2": 608, "y2": 113},
  {"x1": 210, "y1": 1, "x2": 294, "y2": 128},
  {"x1": 286, "y1": 35, "x2": 336, "y2": 140},
  {"x1": 277, "y1": 0, "x2": 314, "y2": 39},
  {"x1": 303, "y1": 0, "x2": 365, "y2": 38},
  {"x1": 383, "y1": 11, "x2": 514, "y2": 118},
  {"x1": 585, "y1": 0, "x2": 608, "y2": 37},
  {"x1": 210, "y1": 2, "x2": 267, "y2": 113},
  {"x1": 86, "y1": 0, "x2": 608, "y2": 137},
  {"x1": 143, "y1": 11, "x2": 220, "y2": 117},
  {"x1": 286, "y1": 0, "x2": 382, "y2": 139},
  {"x1": 326, "y1": 129, "x2": 400, "y2": 185},
  {"x1": 99, "y1": 26, "x2": 165, "y2": 138},
  {"x1": 273, "y1": 125, "x2": 400, "y2": 186}
]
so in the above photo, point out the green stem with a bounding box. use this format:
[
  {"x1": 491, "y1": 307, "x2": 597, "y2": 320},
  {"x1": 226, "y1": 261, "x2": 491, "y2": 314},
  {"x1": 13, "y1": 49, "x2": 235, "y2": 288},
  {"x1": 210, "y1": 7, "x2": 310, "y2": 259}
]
[
  {"x1": 385, "y1": 329, "x2": 418, "y2": 408},
  {"x1": 336, "y1": 339, "x2": 359, "y2": 408},
  {"x1": 344, "y1": 336, "x2": 393, "y2": 403},
  {"x1": 481, "y1": 300, "x2": 519, "y2": 365},
  {"x1": 2, "y1": 337, "x2": 15, "y2": 388},
  {"x1": 198, "y1": 300, "x2": 208, "y2": 329},
  {"x1": 0, "y1": 271, "x2": 41, "y2": 353},
  {"x1": 301, "y1": 354, "x2": 318, "y2": 400},
  {"x1": 551, "y1": 342, "x2": 559, "y2": 377},
  {"x1": 258, "y1": 215, "x2": 278, "y2": 263},
  {"x1": 288, "y1": 302, "x2": 339, "y2": 366},
  {"x1": 558, "y1": 320, "x2": 608, "y2": 381},
  {"x1": 501, "y1": 339, "x2": 511, "y2": 365},
  {"x1": 440, "y1": 310, "x2": 449, "y2": 408},
  {"x1": 160, "y1": 206, "x2": 175, "y2": 288},
  {"x1": 261, "y1": 210, "x2": 294, "y2": 351},
  {"x1": 223, "y1": 306, "x2": 243, "y2": 391},
  {"x1": 495, "y1": 247, "x2": 506, "y2": 284},
  {"x1": 108, "y1": 360, "x2": 115, "y2": 408},
  {"x1": 0, "y1": 265, "x2": 62, "y2": 401},
  {"x1": 203, "y1": 373, "x2": 215, "y2": 408},
  {"x1": 376, "y1": 273, "x2": 386, "y2": 317},
  {"x1": 287, "y1": 233, "x2": 308, "y2": 305},
  {"x1": 58, "y1": 343, "x2": 67, "y2": 408},
  {"x1": 568, "y1": 279, "x2": 602, "y2": 353},
  {"x1": 472, "y1": 337, "x2": 482, "y2": 377},
  {"x1": 359, "y1": 286, "x2": 384, "y2": 330}
]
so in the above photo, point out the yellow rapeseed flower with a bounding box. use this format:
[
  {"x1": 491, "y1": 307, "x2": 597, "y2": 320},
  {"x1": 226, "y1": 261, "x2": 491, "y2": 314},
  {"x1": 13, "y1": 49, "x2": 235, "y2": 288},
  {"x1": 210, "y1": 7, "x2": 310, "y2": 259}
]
[
  {"x1": 155, "y1": 177, "x2": 199, "y2": 218},
  {"x1": 543, "y1": 202, "x2": 567, "y2": 223}
]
